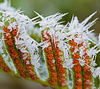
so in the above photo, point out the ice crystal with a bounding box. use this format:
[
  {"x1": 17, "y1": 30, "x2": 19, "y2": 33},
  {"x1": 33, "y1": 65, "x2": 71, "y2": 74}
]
[
  {"x1": 93, "y1": 67, "x2": 100, "y2": 79},
  {"x1": 36, "y1": 12, "x2": 67, "y2": 30},
  {"x1": 0, "y1": 0, "x2": 15, "y2": 11}
]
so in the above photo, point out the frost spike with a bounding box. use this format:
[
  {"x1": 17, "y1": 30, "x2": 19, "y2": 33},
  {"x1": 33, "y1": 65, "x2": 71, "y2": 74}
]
[{"x1": 81, "y1": 11, "x2": 97, "y2": 26}]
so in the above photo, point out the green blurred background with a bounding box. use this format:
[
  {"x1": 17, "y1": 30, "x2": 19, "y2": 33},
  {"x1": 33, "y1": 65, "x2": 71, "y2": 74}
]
[
  {"x1": 0, "y1": 0, "x2": 100, "y2": 89},
  {"x1": 1, "y1": 0, "x2": 100, "y2": 34}
]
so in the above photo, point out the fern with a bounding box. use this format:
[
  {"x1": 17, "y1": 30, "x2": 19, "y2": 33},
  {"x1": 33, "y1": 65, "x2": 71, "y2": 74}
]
[{"x1": 0, "y1": 1, "x2": 100, "y2": 89}]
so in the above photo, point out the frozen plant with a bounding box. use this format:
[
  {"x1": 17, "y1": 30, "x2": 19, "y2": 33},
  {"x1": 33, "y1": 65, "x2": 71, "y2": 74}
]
[{"x1": 0, "y1": 0, "x2": 100, "y2": 89}]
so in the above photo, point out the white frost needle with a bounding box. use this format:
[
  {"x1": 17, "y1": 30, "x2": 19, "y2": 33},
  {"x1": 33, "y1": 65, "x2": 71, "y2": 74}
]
[
  {"x1": 81, "y1": 11, "x2": 97, "y2": 26},
  {"x1": 36, "y1": 12, "x2": 67, "y2": 30}
]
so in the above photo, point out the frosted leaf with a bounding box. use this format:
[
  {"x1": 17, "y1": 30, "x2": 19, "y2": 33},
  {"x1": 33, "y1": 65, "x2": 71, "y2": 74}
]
[
  {"x1": 0, "y1": 38, "x2": 17, "y2": 73},
  {"x1": 18, "y1": 30, "x2": 40, "y2": 68},
  {"x1": 67, "y1": 12, "x2": 97, "y2": 44},
  {"x1": 0, "y1": 9, "x2": 35, "y2": 35}
]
